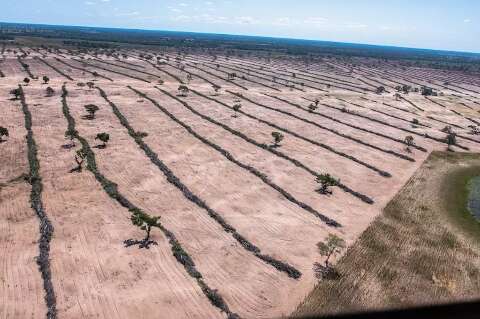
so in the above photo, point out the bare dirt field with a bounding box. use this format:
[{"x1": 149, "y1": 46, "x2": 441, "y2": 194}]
[{"x1": 1, "y1": 44, "x2": 480, "y2": 319}]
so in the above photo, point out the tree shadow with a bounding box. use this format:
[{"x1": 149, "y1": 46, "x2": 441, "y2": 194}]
[
  {"x1": 124, "y1": 238, "x2": 158, "y2": 249},
  {"x1": 61, "y1": 143, "x2": 76, "y2": 150},
  {"x1": 93, "y1": 144, "x2": 106, "y2": 149},
  {"x1": 313, "y1": 262, "x2": 341, "y2": 280}
]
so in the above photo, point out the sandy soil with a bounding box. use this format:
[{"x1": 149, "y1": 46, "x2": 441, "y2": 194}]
[{"x1": 1, "y1": 47, "x2": 480, "y2": 318}]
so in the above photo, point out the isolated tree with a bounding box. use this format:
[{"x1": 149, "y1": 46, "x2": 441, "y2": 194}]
[
  {"x1": 308, "y1": 103, "x2": 317, "y2": 113},
  {"x1": 178, "y1": 85, "x2": 189, "y2": 97},
  {"x1": 92, "y1": 71, "x2": 99, "y2": 78},
  {"x1": 446, "y1": 132, "x2": 457, "y2": 151},
  {"x1": 70, "y1": 149, "x2": 87, "y2": 173},
  {"x1": 129, "y1": 209, "x2": 161, "y2": 246},
  {"x1": 376, "y1": 86, "x2": 385, "y2": 94},
  {"x1": 227, "y1": 73, "x2": 236, "y2": 81},
  {"x1": 0, "y1": 126, "x2": 9, "y2": 142},
  {"x1": 42, "y1": 75, "x2": 49, "y2": 84},
  {"x1": 317, "y1": 234, "x2": 346, "y2": 267},
  {"x1": 232, "y1": 103, "x2": 242, "y2": 117},
  {"x1": 412, "y1": 118, "x2": 420, "y2": 126},
  {"x1": 23, "y1": 78, "x2": 30, "y2": 85},
  {"x1": 9, "y1": 88, "x2": 21, "y2": 100},
  {"x1": 186, "y1": 73, "x2": 193, "y2": 83},
  {"x1": 314, "y1": 99, "x2": 320, "y2": 107},
  {"x1": 441, "y1": 125, "x2": 453, "y2": 134},
  {"x1": 316, "y1": 173, "x2": 340, "y2": 195},
  {"x1": 394, "y1": 93, "x2": 402, "y2": 101},
  {"x1": 404, "y1": 135, "x2": 415, "y2": 153},
  {"x1": 46, "y1": 87, "x2": 55, "y2": 97},
  {"x1": 271, "y1": 132, "x2": 284, "y2": 147},
  {"x1": 86, "y1": 81, "x2": 95, "y2": 89},
  {"x1": 95, "y1": 132, "x2": 110, "y2": 148},
  {"x1": 84, "y1": 104, "x2": 99, "y2": 120}
]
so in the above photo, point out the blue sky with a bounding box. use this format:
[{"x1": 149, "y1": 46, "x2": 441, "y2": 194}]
[{"x1": 1, "y1": 0, "x2": 479, "y2": 52}]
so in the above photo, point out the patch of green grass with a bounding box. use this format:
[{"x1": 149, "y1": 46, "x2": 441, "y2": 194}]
[{"x1": 441, "y1": 164, "x2": 480, "y2": 242}]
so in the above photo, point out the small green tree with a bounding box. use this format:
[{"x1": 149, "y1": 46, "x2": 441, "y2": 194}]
[
  {"x1": 95, "y1": 132, "x2": 110, "y2": 148},
  {"x1": 316, "y1": 173, "x2": 340, "y2": 195},
  {"x1": 84, "y1": 104, "x2": 99, "y2": 120},
  {"x1": 46, "y1": 87, "x2": 55, "y2": 97},
  {"x1": 232, "y1": 103, "x2": 242, "y2": 117},
  {"x1": 23, "y1": 78, "x2": 30, "y2": 85},
  {"x1": 271, "y1": 132, "x2": 284, "y2": 147},
  {"x1": 178, "y1": 85, "x2": 189, "y2": 97},
  {"x1": 42, "y1": 75, "x2": 49, "y2": 84},
  {"x1": 317, "y1": 234, "x2": 346, "y2": 267},
  {"x1": 0, "y1": 126, "x2": 9, "y2": 142},
  {"x1": 376, "y1": 86, "x2": 385, "y2": 94},
  {"x1": 308, "y1": 103, "x2": 317, "y2": 113},
  {"x1": 404, "y1": 135, "x2": 414, "y2": 153},
  {"x1": 130, "y1": 210, "x2": 161, "y2": 245},
  {"x1": 86, "y1": 82, "x2": 95, "y2": 89}
]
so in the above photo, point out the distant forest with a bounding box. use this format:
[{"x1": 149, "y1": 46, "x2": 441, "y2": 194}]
[{"x1": 1, "y1": 21, "x2": 479, "y2": 72}]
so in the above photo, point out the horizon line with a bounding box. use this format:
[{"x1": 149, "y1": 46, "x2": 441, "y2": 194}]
[{"x1": 1, "y1": 20, "x2": 480, "y2": 56}]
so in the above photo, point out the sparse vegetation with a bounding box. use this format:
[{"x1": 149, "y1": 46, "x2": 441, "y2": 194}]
[
  {"x1": 95, "y1": 132, "x2": 110, "y2": 148},
  {"x1": 232, "y1": 103, "x2": 241, "y2": 117},
  {"x1": 0, "y1": 126, "x2": 9, "y2": 142},
  {"x1": 404, "y1": 135, "x2": 415, "y2": 153},
  {"x1": 271, "y1": 131, "x2": 284, "y2": 147},
  {"x1": 84, "y1": 104, "x2": 99, "y2": 120},
  {"x1": 316, "y1": 174, "x2": 340, "y2": 195}
]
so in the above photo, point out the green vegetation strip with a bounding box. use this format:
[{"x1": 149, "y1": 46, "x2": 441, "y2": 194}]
[
  {"x1": 60, "y1": 85, "x2": 240, "y2": 318},
  {"x1": 122, "y1": 85, "x2": 305, "y2": 278},
  {"x1": 17, "y1": 56, "x2": 37, "y2": 79},
  {"x1": 18, "y1": 85, "x2": 57, "y2": 319}
]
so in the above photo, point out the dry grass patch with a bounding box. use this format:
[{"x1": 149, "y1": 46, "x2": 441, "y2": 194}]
[{"x1": 293, "y1": 151, "x2": 480, "y2": 317}]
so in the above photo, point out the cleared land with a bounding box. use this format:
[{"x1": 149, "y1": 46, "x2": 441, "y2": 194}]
[{"x1": 1, "y1": 43, "x2": 480, "y2": 319}]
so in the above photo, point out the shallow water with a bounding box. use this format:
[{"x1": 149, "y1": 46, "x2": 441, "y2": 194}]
[{"x1": 467, "y1": 176, "x2": 480, "y2": 221}]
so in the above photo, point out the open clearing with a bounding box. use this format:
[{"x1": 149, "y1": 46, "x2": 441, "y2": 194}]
[{"x1": 1, "y1": 43, "x2": 480, "y2": 319}]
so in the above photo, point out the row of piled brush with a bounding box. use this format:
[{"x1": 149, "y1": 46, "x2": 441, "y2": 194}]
[
  {"x1": 18, "y1": 85, "x2": 57, "y2": 319},
  {"x1": 60, "y1": 84, "x2": 241, "y2": 318}
]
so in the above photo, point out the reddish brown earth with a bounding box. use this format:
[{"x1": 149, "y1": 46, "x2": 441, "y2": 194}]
[{"x1": 1, "y1": 46, "x2": 480, "y2": 318}]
